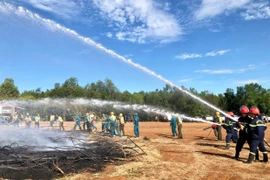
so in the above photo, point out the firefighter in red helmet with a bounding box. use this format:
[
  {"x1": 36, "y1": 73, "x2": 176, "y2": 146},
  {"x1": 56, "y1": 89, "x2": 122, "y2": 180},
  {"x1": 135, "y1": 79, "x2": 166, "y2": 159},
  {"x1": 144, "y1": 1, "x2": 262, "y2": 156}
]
[
  {"x1": 245, "y1": 106, "x2": 268, "y2": 163},
  {"x1": 235, "y1": 106, "x2": 254, "y2": 160}
]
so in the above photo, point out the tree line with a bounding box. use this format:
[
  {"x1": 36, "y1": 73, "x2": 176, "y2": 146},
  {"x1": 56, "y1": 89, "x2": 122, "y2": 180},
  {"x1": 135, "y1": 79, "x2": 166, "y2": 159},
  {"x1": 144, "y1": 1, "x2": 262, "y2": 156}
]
[{"x1": 0, "y1": 77, "x2": 269, "y2": 118}]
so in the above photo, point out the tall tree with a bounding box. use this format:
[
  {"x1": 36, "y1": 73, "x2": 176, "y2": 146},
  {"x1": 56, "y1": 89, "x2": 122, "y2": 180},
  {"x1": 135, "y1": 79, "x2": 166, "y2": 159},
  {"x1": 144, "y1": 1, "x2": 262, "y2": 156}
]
[
  {"x1": 0, "y1": 78, "x2": 20, "y2": 99},
  {"x1": 104, "y1": 78, "x2": 119, "y2": 100},
  {"x1": 223, "y1": 88, "x2": 237, "y2": 111}
]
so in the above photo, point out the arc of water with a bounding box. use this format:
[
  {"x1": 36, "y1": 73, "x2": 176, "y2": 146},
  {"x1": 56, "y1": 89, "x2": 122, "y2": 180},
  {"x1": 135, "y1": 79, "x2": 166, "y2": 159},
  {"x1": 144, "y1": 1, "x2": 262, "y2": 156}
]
[
  {"x1": 9, "y1": 98, "x2": 220, "y2": 125},
  {"x1": 1, "y1": 3, "x2": 237, "y2": 122}
]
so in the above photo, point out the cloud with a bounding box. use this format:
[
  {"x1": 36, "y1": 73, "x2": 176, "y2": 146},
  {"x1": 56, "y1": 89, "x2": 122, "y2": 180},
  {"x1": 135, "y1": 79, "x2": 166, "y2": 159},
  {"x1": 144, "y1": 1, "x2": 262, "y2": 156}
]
[
  {"x1": 175, "y1": 53, "x2": 202, "y2": 60},
  {"x1": 21, "y1": 0, "x2": 80, "y2": 18},
  {"x1": 106, "y1": 32, "x2": 113, "y2": 38},
  {"x1": 195, "y1": 0, "x2": 251, "y2": 20},
  {"x1": 205, "y1": 49, "x2": 231, "y2": 57},
  {"x1": 178, "y1": 78, "x2": 193, "y2": 83},
  {"x1": 194, "y1": 64, "x2": 260, "y2": 74},
  {"x1": 241, "y1": 2, "x2": 270, "y2": 20},
  {"x1": 209, "y1": 28, "x2": 222, "y2": 32},
  {"x1": 194, "y1": 69, "x2": 234, "y2": 74},
  {"x1": 123, "y1": 54, "x2": 133, "y2": 58},
  {"x1": 235, "y1": 79, "x2": 270, "y2": 85},
  {"x1": 175, "y1": 49, "x2": 230, "y2": 60},
  {"x1": 235, "y1": 79, "x2": 260, "y2": 85},
  {"x1": 92, "y1": 0, "x2": 183, "y2": 44}
]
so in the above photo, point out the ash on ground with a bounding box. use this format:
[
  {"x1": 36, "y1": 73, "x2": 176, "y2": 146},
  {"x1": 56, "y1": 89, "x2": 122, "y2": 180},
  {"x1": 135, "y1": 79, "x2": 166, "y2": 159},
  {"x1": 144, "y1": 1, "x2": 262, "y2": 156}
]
[{"x1": 0, "y1": 130, "x2": 145, "y2": 179}]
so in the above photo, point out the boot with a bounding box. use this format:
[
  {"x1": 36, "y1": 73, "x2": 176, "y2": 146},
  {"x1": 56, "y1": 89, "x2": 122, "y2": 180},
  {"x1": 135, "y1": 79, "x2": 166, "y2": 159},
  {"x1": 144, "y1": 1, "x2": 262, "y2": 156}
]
[
  {"x1": 235, "y1": 151, "x2": 240, "y2": 160},
  {"x1": 225, "y1": 144, "x2": 230, "y2": 150},
  {"x1": 263, "y1": 153, "x2": 268, "y2": 162},
  {"x1": 255, "y1": 151, "x2": 260, "y2": 162},
  {"x1": 245, "y1": 154, "x2": 255, "y2": 164}
]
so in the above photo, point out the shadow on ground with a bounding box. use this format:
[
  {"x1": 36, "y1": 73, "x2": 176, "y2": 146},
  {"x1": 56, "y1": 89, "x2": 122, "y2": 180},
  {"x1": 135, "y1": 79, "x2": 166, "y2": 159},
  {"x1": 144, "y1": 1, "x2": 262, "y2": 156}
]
[{"x1": 156, "y1": 133, "x2": 179, "y2": 139}]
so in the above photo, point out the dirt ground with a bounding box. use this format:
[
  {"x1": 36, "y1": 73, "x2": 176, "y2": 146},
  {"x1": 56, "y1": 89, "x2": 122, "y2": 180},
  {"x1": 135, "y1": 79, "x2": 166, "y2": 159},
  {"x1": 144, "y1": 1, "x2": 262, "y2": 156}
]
[
  {"x1": 2, "y1": 121, "x2": 270, "y2": 180},
  {"x1": 44, "y1": 121, "x2": 270, "y2": 180}
]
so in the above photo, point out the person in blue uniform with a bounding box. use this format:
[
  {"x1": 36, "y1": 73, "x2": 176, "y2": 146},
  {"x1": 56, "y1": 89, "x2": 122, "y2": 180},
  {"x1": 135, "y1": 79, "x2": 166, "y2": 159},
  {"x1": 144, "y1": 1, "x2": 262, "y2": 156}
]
[
  {"x1": 222, "y1": 112, "x2": 238, "y2": 149},
  {"x1": 245, "y1": 106, "x2": 268, "y2": 163},
  {"x1": 170, "y1": 115, "x2": 177, "y2": 136},
  {"x1": 134, "y1": 112, "x2": 140, "y2": 137}
]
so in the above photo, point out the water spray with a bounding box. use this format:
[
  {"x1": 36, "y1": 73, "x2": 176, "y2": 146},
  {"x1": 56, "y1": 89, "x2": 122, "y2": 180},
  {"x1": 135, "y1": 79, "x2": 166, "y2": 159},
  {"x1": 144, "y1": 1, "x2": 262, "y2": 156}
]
[
  {"x1": 8, "y1": 98, "x2": 219, "y2": 125},
  {"x1": 0, "y1": 2, "x2": 237, "y2": 122}
]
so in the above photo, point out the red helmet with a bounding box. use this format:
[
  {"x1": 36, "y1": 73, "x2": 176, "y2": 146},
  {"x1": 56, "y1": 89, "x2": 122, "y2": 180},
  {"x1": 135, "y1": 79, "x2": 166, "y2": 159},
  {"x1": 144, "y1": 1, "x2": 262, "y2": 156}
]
[
  {"x1": 250, "y1": 106, "x2": 260, "y2": 115},
  {"x1": 227, "y1": 112, "x2": 234, "y2": 116},
  {"x1": 240, "y1": 105, "x2": 249, "y2": 114}
]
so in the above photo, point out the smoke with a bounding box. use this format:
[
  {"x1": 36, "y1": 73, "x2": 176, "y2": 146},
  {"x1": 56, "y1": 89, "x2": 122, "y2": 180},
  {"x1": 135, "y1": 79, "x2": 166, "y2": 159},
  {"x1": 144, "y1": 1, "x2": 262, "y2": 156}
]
[{"x1": 0, "y1": 127, "x2": 91, "y2": 151}]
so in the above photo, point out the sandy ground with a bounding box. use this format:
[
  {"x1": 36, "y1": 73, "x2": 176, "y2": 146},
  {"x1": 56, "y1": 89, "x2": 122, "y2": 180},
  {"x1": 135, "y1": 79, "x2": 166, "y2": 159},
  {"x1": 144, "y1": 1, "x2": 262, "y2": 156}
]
[{"x1": 6, "y1": 121, "x2": 270, "y2": 180}]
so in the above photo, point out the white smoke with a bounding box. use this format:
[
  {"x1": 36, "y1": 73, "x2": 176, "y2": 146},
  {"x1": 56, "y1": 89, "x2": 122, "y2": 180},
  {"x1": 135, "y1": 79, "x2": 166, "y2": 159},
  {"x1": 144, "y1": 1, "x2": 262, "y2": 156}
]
[{"x1": 0, "y1": 127, "x2": 91, "y2": 151}]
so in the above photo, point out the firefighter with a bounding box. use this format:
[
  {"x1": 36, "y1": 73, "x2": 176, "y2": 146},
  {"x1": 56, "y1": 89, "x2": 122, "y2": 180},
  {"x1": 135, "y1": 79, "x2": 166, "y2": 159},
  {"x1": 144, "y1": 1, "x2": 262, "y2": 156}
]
[
  {"x1": 25, "y1": 113, "x2": 31, "y2": 128},
  {"x1": 170, "y1": 115, "x2": 177, "y2": 136},
  {"x1": 222, "y1": 112, "x2": 238, "y2": 149},
  {"x1": 58, "y1": 115, "x2": 65, "y2": 130},
  {"x1": 177, "y1": 116, "x2": 183, "y2": 139},
  {"x1": 109, "y1": 111, "x2": 116, "y2": 121},
  {"x1": 50, "y1": 114, "x2": 55, "y2": 129},
  {"x1": 235, "y1": 106, "x2": 253, "y2": 160},
  {"x1": 12, "y1": 112, "x2": 19, "y2": 127},
  {"x1": 101, "y1": 114, "x2": 109, "y2": 133},
  {"x1": 73, "y1": 114, "x2": 82, "y2": 131},
  {"x1": 245, "y1": 106, "x2": 268, "y2": 163},
  {"x1": 89, "y1": 114, "x2": 97, "y2": 133},
  {"x1": 83, "y1": 113, "x2": 90, "y2": 131},
  {"x1": 109, "y1": 119, "x2": 122, "y2": 137},
  {"x1": 35, "y1": 114, "x2": 40, "y2": 129},
  {"x1": 214, "y1": 112, "x2": 222, "y2": 141},
  {"x1": 119, "y1": 113, "x2": 125, "y2": 136},
  {"x1": 134, "y1": 112, "x2": 140, "y2": 137}
]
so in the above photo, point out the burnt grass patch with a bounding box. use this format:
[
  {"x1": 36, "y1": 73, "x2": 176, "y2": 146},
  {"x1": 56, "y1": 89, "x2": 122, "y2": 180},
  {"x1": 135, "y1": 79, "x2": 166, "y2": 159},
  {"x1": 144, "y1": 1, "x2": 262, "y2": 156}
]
[{"x1": 0, "y1": 131, "x2": 145, "y2": 179}]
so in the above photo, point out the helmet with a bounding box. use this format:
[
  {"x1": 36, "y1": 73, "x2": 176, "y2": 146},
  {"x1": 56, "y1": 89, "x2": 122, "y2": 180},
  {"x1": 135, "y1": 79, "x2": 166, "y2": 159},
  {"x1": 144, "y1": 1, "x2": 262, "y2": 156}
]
[
  {"x1": 215, "y1": 112, "x2": 220, "y2": 115},
  {"x1": 134, "y1": 112, "x2": 138, "y2": 116},
  {"x1": 226, "y1": 111, "x2": 234, "y2": 118},
  {"x1": 110, "y1": 112, "x2": 114, "y2": 115},
  {"x1": 240, "y1": 105, "x2": 249, "y2": 114},
  {"x1": 119, "y1": 113, "x2": 123, "y2": 116},
  {"x1": 227, "y1": 112, "x2": 234, "y2": 116},
  {"x1": 250, "y1": 106, "x2": 260, "y2": 115},
  {"x1": 86, "y1": 113, "x2": 89, "y2": 116}
]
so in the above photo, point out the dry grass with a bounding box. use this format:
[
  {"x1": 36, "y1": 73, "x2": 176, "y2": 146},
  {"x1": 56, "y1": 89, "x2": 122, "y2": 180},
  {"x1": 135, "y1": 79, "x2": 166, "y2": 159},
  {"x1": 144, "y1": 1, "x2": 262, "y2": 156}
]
[{"x1": 49, "y1": 122, "x2": 270, "y2": 180}]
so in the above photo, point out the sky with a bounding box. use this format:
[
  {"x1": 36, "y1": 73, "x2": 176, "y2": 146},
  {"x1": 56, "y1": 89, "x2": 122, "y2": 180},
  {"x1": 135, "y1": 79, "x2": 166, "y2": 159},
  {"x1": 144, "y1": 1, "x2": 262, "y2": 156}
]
[{"x1": 0, "y1": 0, "x2": 270, "y2": 95}]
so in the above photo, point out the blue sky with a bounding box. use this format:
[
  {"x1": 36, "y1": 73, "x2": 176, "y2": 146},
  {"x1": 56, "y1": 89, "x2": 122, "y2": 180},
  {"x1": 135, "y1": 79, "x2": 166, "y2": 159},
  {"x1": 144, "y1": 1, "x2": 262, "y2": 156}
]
[{"x1": 0, "y1": 0, "x2": 269, "y2": 95}]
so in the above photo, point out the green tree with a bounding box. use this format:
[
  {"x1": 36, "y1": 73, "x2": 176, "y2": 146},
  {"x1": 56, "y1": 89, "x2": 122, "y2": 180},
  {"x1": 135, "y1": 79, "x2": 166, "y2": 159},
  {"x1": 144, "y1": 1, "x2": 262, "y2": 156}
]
[
  {"x1": 104, "y1": 78, "x2": 119, "y2": 100},
  {"x1": 0, "y1": 78, "x2": 20, "y2": 99},
  {"x1": 223, "y1": 88, "x2": 237, "y2": 111}
]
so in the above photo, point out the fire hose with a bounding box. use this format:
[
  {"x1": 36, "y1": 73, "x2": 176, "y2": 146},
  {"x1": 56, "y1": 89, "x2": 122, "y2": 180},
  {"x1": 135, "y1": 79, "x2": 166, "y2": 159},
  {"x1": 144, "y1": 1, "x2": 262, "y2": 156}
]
[
  {"x1": 204, "y1": 125, "x2": 270, "y2": 147},
  {"x1": 264, "y1": 139, "x2": 270, "y2": 147}
]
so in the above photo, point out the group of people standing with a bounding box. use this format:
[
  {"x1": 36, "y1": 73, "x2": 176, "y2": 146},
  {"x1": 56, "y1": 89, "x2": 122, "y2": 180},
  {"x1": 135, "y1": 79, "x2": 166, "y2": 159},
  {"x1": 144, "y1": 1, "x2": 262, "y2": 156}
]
[
  {"x1": 2, "y1": 110, "x2": 141, "y2": 138},
  {"x1": 72, "y1": 112, "x2": 97, "y2": 132},
  {"x1": 1, "y1": 112, "x2": 41, "y2": 129},
  {"x1": 214, "y1": 105, "x2": 268, "y2": 163},
  {"x1": 101, "y1": 112, "x2": 140, "y2": 138}
]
